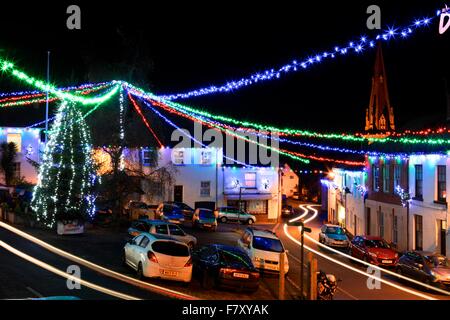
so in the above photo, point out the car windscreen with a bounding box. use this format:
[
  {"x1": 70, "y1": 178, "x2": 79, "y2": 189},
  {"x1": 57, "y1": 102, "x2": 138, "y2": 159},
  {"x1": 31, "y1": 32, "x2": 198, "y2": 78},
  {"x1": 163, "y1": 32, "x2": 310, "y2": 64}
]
[
  {"x1": 252, "y1": 236, "x2": 284, "y2": 253},
  {"x1": 364, "y1": 239, "x2": 390, "y2": 249},
  {"x1": 199, "y1": 210, "x2": 214, "y2": 219},
  {"x1": 219, "y1": 249, "x2": 253, "y2": 268},
  {"x1": 152, "y1": 241, "x2": 189, "y2": 257},
  {"x1": 326, "y1": 227, "x2": 345, "y2": 235}
]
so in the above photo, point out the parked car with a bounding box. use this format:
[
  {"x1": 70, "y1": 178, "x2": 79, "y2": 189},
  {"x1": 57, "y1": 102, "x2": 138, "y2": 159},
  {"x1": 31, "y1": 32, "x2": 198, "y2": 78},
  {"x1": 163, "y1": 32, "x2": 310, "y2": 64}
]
[
  {"x1": 318, "y1": 224, "x2": 350, "y2": 248},
  {"x1": 166, "y1": 202, "x2": 195, "y2": 219},
  {"x1": 350, "y1": 235, "x2": 399, "y2": 267},
  {"x1": 192, "y1": 244, "x2": 260, "y2": 292},
  {"x1": 156, "y1": 203, "x2": 185, "y2": 224},
  {"x1": 215, "y1": 207, "x2": 256, "y2": 225},
  {"x1": 281, "y1": 205, "x2": 294, "y2": 218},
  {"x1": 125, "y1": 200, "x2": 156, "y2": 220},
  {"x1": 397, "y1": 251, "x2": 450, "y2": 288},
  {"x1": 237, "y1": 228, "x2": 289, "y2": 274},
  {"x1": 123, "y1": 232, "x2": 192, "y2": 283},
  {"x1": 127, "y1": 219, "x2": 197, "y2": 248},
  {"x1": 192, "y1": 208, "x2": 217, "y2": 231}
]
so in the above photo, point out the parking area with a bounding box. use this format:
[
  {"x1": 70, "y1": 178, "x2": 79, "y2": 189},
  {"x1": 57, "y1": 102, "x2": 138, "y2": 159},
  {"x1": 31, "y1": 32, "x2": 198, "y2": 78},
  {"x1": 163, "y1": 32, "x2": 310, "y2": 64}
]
[{"x1": 17, "y1": 220, "x2": 286, "y2": 300}]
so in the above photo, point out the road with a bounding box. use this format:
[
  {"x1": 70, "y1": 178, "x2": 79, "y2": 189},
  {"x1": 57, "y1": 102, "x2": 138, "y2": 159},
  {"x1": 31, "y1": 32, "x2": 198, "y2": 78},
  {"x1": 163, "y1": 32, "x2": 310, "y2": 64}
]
[
  {"x1": 1, "y1": 205, "x2": 449, "y2": 300},
  {"x1": 279, "y1": 200, "x2": 450, "y2": 300},
  {"x1": 0, "y1": 225, "x2": 171, "y2": 300}
]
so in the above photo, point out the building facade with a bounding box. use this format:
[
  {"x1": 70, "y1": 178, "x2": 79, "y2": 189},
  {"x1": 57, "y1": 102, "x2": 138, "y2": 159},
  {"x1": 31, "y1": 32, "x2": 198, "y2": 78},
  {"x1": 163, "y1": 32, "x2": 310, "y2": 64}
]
[
  {"x1": 0, "y1": 127, "x2": 42, "y2": 185},
  {"x1": 280, "y1": 163, "x2": 299, "y2": 198}
]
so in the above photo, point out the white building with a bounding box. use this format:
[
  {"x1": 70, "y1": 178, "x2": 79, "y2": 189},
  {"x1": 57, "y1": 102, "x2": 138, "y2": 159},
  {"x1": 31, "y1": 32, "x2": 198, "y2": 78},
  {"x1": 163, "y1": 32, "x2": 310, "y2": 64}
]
[
  {"x1": 0, "y1": 127, "x2": 42, "y2": 185},
  {"x1": 408, "y1": 154, "x2": 449, "y2": 256},
  {"x1": 280, "y1": 163, "x2": 299, "y2": 198},
  {"x1": 111, "y1": 147, "x2": 282, "y2": 222}
]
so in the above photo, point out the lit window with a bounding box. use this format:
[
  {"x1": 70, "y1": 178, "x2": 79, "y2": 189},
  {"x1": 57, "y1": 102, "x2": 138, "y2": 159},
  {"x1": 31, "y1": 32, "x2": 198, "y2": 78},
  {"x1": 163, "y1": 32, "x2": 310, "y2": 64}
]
[
  {"x1": 142, "y1": 149, "x2": 156, "y2": 167},
  {"x1": 7, "y1": 133, "x2": 22, "y2": 152},
  {"x1": 172, "y1": 149, "x2": 185, "y2": 165},
  {"x1": 200, "y1": 181, "x2": 211, "y2": 197},
  {"x1": 244, "y1": 172, "x2": 257, "y2": 188},
  {"x1": 200, "y1": 150, "x2": 212, "y2": 165},
  {"x1": 437, "y1": 165, "x2": 446, "y2": 202}
]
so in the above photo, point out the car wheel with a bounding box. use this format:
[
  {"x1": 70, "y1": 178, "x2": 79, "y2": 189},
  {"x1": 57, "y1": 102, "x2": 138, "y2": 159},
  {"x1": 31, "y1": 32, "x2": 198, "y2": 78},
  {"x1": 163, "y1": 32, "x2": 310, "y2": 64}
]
[
  {"x1": 201, "y1": 270, "x2": 215, "y2": 290},
  {"x1": 247, "y1": 219, "x2": 254, "y2": 225},
  {"x1": 220, "y1": 216, "x2": 227, "y2": 223},
  {"x1": 137, "y1": 262, "x2": 144, "y2": 280}
]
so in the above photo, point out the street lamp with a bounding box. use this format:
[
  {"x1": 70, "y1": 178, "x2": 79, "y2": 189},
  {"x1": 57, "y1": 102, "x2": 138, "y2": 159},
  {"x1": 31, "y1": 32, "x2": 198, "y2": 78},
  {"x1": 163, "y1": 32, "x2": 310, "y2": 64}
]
[{"x1": 287, "y1": 219, "x2": 312, "y2": 299}]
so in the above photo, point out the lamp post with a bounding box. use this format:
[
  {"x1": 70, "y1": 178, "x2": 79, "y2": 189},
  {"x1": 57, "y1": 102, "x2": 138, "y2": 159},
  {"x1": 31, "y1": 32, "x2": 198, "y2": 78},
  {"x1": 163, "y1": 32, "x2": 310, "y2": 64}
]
[
  {"x1": 288, "y1": 219, "x2": 312, "y2": 299},
  {"x1": 239, "y1": 187, "x2": 245, "y2": 211}
]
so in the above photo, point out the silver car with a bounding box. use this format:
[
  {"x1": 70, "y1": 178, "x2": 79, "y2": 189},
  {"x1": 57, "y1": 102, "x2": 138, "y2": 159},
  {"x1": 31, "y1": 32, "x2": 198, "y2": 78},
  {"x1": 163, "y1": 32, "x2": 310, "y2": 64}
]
[{"x1": 216, "y1": 207, "x2": 256, "y2": 225}]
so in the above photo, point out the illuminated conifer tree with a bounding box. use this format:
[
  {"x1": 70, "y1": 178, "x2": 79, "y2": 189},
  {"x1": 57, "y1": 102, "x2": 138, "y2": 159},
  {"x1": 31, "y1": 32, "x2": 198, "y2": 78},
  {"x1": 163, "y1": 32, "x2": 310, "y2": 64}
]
[{"x1": 31, "y1": 101, "x2": 97, "y2": 228}]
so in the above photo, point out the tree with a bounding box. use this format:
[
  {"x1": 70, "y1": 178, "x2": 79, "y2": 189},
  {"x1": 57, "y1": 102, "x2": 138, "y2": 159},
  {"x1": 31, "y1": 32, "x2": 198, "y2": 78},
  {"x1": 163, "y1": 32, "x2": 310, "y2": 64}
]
[
  {"x1": 0, "y1": 142, "x2": 18, "y2": 186},
  {"x1": 31, "y1": 101, "x2": 98, "y2": 228}
]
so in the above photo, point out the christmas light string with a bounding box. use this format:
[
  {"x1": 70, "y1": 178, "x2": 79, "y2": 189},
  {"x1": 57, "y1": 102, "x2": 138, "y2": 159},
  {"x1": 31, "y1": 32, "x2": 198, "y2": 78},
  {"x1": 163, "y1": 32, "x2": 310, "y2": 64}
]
[
  {"x1": 133, "y1": 95, "x2": 259, "y2": 168},
  {"x1": 119, "y1": 85, "x2": 126, "y2": 170},
  {"x1": 158, "y1": 11, "x2": 439, "y2": 101},
  {"x1": 136, "y1": 93, "x2": 368, "y2": 166},
  {"x1": 0, "y1": 82, "x2": 115, "y2": 108},
  {"x1": 127, "y1": 92, "x2": 164, "y2": 148}
]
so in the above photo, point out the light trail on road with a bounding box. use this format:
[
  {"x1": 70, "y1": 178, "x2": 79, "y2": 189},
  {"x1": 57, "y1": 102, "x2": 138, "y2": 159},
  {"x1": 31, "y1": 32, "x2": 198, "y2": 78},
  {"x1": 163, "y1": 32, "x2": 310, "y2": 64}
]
[
  {"x1": 0, "y1": 240, "x2": 141, "y2": 300},
  {"x1": 297, "y1": 205, "x2": 450, "y2": 296},
  {"x1": 0, "y1": 222, "x2": 199, "y2": 300},
  {"x1": 282, "y1": 224, "x2": 436, "y2": 300}
]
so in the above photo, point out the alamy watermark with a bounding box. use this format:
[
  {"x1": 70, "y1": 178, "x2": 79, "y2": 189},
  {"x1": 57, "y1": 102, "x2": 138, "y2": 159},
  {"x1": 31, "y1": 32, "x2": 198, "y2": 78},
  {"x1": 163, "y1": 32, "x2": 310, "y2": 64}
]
[{"x1": 66, "y1": 265, "x2": 81, "y2": 290}]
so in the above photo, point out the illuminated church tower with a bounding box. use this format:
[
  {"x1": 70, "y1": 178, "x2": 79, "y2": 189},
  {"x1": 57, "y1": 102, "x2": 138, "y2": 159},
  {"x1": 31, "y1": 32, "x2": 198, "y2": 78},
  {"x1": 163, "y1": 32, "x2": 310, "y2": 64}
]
[{"x1": 365, "y1": 43, "x2": 395, "y2": 132}]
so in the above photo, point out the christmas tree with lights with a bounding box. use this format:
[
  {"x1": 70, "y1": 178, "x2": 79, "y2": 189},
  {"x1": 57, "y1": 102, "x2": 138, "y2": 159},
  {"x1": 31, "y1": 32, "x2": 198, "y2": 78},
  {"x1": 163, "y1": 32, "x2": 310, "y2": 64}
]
[{"x1": 31, "y1": 101, "x2": 98, "y2": 228}]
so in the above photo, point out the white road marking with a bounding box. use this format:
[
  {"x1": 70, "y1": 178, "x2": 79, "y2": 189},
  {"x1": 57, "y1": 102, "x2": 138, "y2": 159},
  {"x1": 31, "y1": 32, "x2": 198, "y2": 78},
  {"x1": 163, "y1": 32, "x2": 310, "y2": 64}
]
[
  {"x1": 0, "y1": 221, "x2": 198, "y2": 300},
  {"x1": 0, "y1": 240, "x2": 140, "y2": 300}
]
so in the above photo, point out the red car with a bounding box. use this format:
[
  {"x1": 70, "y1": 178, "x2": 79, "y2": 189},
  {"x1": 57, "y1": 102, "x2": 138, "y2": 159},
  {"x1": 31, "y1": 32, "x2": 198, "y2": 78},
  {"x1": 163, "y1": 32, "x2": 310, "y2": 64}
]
[{"x1": 350, "y1": 235, "x2": 399, "y2": 267}]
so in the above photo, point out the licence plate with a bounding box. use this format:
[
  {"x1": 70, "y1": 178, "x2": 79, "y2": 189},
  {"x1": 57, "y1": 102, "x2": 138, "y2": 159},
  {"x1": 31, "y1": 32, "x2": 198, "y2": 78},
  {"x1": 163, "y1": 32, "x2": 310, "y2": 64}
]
[
  {"x1": 233, "y1": 272, "x2": 249, "y2": 279},
  {"x1": 169, "y1": 220, "x2": 178, "y2": 223},
  {"x1": 264, "y1": 264, "x2": 278, "y2": 270},
  {"x1": 160, "y1": 269, "x2": 178, "y2": 276},
  {"x1": 382, "y1": 260, "x2": 392, "y2": 264},
  {"x1": 203, "y1": 224, "x2": 211, "y2": 227}
]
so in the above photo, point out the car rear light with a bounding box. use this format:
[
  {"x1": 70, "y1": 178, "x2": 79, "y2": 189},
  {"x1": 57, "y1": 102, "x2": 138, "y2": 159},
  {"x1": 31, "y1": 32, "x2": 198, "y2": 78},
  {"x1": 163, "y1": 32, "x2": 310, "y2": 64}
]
[
  {"x1": 147, "y1": 251, "x2": 158, "y2": 263},
  {"x1": 219, "y1": 268, "x2": 235, "y2": 275},
  {"x1": 184, "y1": 257, "x2": 192, "y2": 267}
]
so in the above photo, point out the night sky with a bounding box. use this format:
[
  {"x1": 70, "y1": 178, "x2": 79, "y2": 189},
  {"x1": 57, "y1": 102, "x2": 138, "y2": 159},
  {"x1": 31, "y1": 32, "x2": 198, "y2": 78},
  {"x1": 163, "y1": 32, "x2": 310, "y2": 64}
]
[{"x1": 0, "y1": 1, "x2": 449, "y2": 169}]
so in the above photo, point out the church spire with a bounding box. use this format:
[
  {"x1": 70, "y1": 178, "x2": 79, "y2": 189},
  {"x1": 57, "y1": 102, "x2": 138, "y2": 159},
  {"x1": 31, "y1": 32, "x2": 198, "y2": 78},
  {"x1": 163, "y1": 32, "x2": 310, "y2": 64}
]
[{"x1": 365, "y1": 42, "x2": 395, "y2": 132}]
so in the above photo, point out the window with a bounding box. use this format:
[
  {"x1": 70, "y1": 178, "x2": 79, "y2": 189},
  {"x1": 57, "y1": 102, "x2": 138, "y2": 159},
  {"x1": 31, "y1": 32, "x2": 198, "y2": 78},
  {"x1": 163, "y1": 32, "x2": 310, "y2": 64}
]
[
  {"x1": 151, "y1": 241, "x2": 189, "y2": 257},
  {"x1": 383, "y1": 163, "x2": 390, "y2": 193},
  {"x1": 7, "y1": 133, "x2": 22, "y2": 152},
  {"x1": 378, "y1": 209, "x2": 384, "y2": 238},
  {"x1": 168, "y1": 225, "x2": 185, "y2": 236},
  {"x1": 200, "y1": 181, "x2": 211, "y2": 197},
  {"x1": 415, "y1": 215, "x2": 423, "y2": 251},
  {"x1": 415, "y1": 165, "x2": 423, "y2": 199},
  {"x1": 12, "y1": 162, "x2": 20, "y2": 180},
  {"x1": 394, "y1": 164, "x2": 401, "y2": 189},
  {"x1": 139, "y1": 236, "x2": 150, "y2": 248},
  {"x1": 437, "y1": 165, "x2": 446, "y2": 202},
  {"x1": 142, "y1": 149, "x2": 156, "y2": 166},
  {"x1": 252, "y1": 236, "x2": 284, "y2": 253},
  {"x1": 155, "y1": 224, "x2": 168, "y2": 235},
  {"x1": 172, "y1": 149, "x2": 185, "y2": 165},
  {"x1": 200, "y1": 150, "x2": 212, "y2": 165},
  {"x1": 393, "y1": 214, "x2": 398, "y2": 244},
  {"x1": 372, "y1": 165, "x2": 379, "y2": 191},
  {"x1": 244, "y1": 172, "x2": 257, "y2": 188}
]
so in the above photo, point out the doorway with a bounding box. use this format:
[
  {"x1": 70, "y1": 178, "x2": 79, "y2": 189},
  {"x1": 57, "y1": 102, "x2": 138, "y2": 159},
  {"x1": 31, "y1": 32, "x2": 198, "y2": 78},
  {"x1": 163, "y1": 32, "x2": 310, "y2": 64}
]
[
  {"x1": 438, "y1": 220, "x2": 447, "y2": 255},
  {"x1": 366, "y1": 207, "x2": 371, "y2": 235},
  {"x1": 174, "y1": 185, "x2": 183, "y2": 203}
]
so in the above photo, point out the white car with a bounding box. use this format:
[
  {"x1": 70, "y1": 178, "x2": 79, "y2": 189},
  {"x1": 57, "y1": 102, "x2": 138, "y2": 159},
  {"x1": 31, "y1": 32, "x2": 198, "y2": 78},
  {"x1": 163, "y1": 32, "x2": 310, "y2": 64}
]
[
  {"x1": 123, "y1": 232, "x2": 192, "y2": 283},
  {"x1": 237, "y1": 228, "x2": 289, "y2": 274},
  {"x1": 319, "y1": 224, "x2": 350, "y2": 248}
]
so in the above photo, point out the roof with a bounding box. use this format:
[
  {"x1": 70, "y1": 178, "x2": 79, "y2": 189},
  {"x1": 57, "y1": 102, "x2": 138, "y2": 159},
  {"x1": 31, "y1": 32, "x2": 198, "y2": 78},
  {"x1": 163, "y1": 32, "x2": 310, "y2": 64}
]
[
  {"x1": 360, "y1": 235, "x2": 383, "y2": 240},
  {"x1": 137, "y1": 219, "x2": 169, "y2": 225},
  {"x1": 323, "y1": 224, "x2": 342, "y2": 228},
  {"x1": 211, "y1": 244, "x2": 246, "y2": 254},
  {"x1": 247, "y1": 228, "x2": 279, "y2": 239},
  {"x1": 137, "y1": 232, "x2": 185, "y2": 244}
]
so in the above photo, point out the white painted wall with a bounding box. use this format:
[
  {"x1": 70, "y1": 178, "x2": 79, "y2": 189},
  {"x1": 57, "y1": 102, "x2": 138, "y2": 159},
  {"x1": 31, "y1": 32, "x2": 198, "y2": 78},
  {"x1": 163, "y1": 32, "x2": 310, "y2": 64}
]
[
  {"x1": 281, "y1": 164, "x2": 299, "y2": 197},
  {"x1": 0, "y1": 128, "x2": 42, "y2": 185}
]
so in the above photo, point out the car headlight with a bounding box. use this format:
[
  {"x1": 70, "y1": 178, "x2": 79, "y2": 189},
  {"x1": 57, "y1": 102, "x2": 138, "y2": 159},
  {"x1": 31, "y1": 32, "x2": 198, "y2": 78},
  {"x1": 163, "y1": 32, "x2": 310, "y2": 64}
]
[
  {"x1": 369, "y1": 252, "x2": 378, "y2": 258},
  {"x1": 395, "y1": 253, "x2": 399, "y2": 258},
  {"x1": 254, "y1": 257, "x2": 264, "y2": 263}
]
